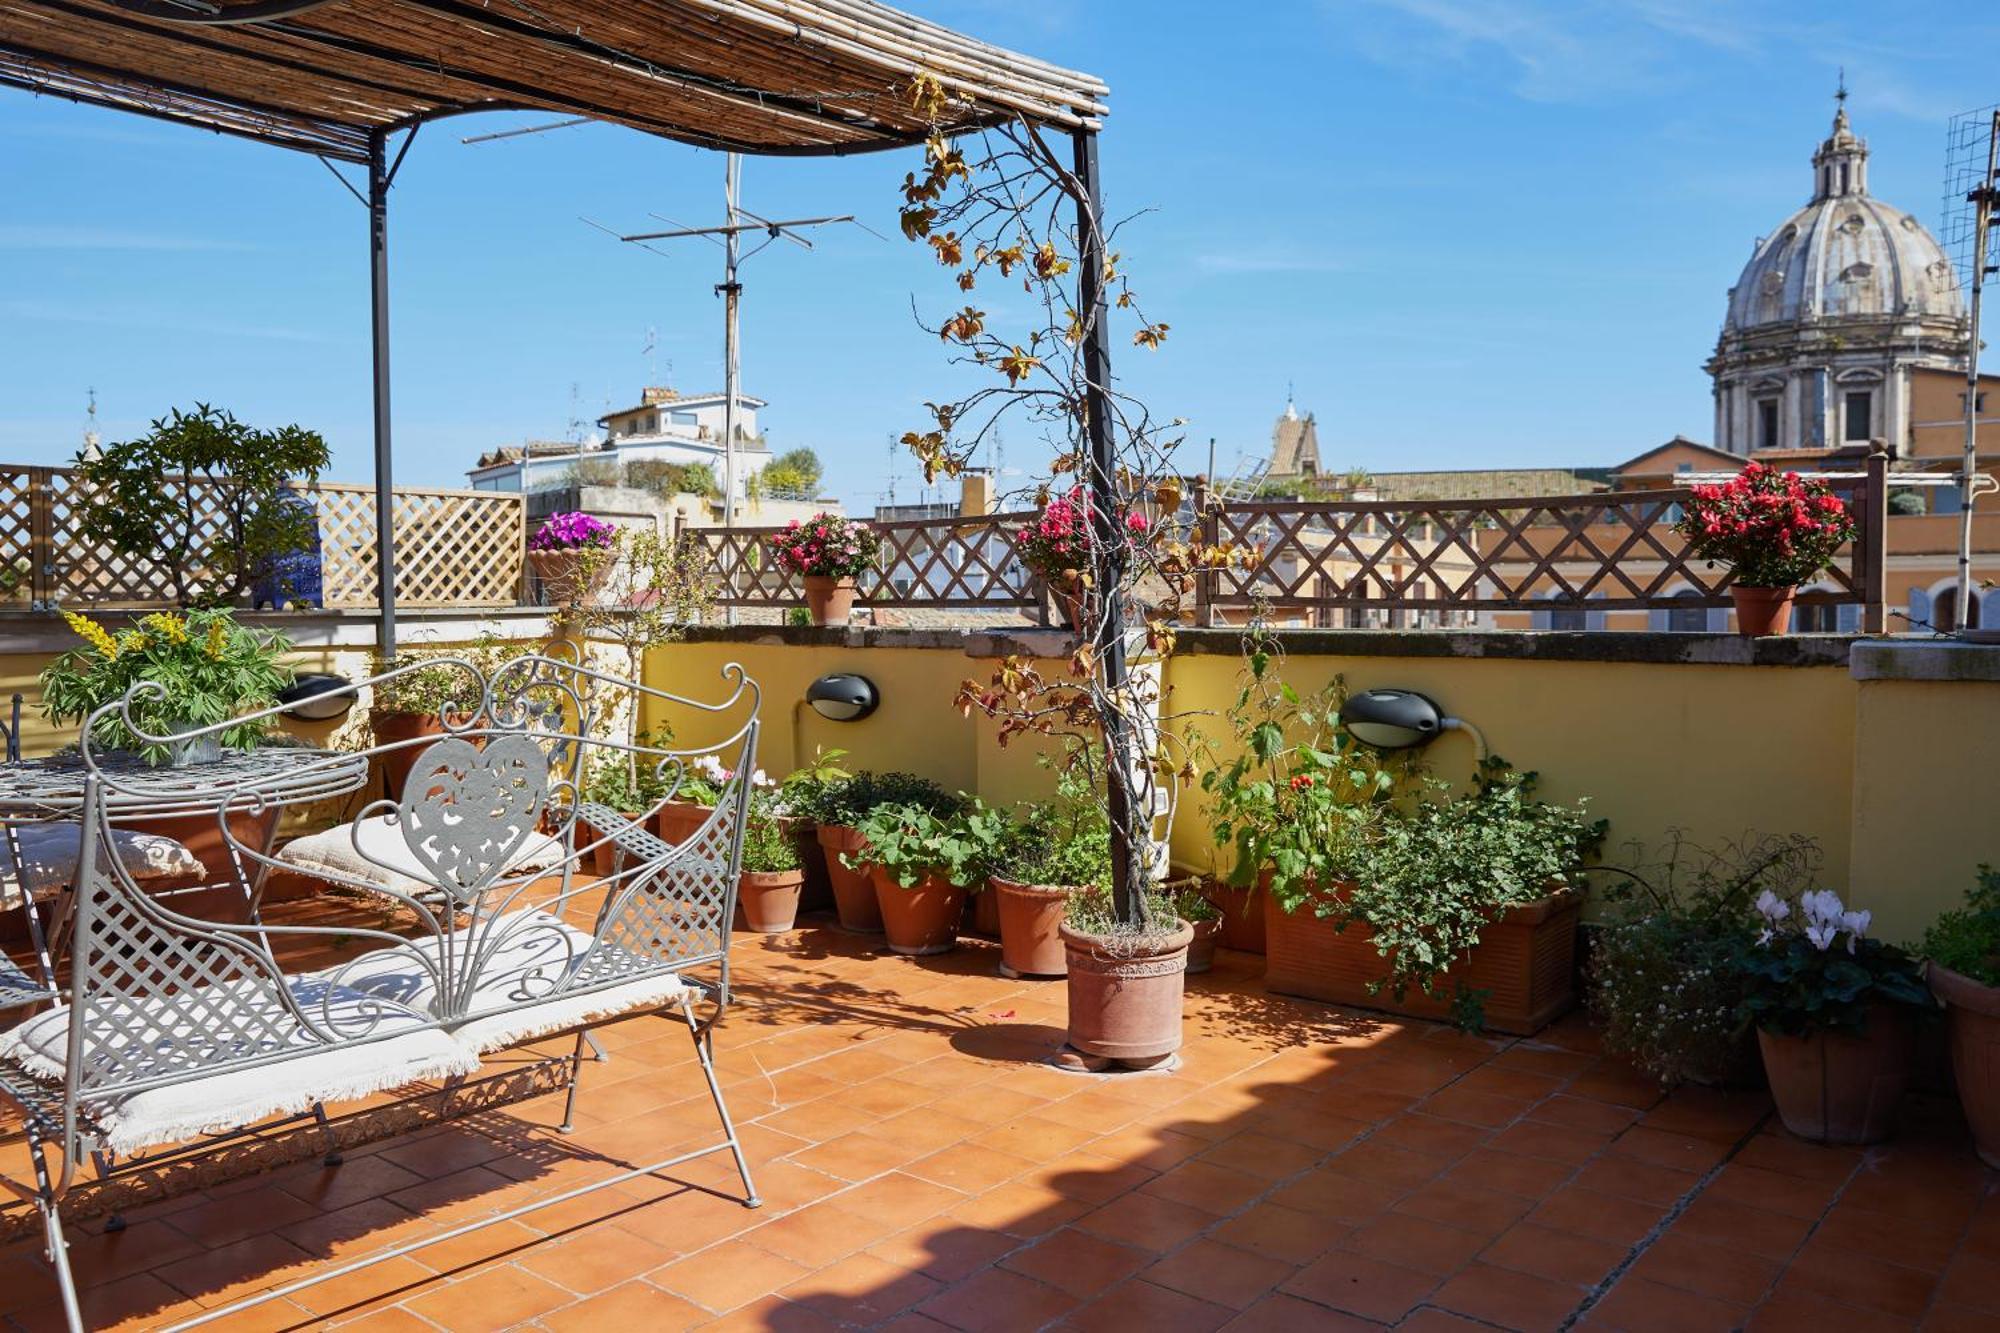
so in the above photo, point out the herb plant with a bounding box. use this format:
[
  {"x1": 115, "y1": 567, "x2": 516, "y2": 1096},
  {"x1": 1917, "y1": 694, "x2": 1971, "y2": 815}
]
[
  {"x1": 1920, "y1": 866, "x2": 2000, "y2": 986},
  {"x1": 989, "y1": 762, "x2": 1112, "y2": 890},
  {"x1": 41, "y1": 609, "x2": 291, "y2": 763},
  {"x1": 849, "y1": 799, "x2": 1007, "y2": 890}
]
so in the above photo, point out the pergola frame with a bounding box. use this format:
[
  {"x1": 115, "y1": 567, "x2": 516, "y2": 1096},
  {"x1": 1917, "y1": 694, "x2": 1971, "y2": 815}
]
[{"x1": 1, "y1": 0, "x2": 1111, "y2": 657}]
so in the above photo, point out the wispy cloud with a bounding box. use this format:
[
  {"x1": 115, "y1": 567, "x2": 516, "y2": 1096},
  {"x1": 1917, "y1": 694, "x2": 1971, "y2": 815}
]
[
  {"x1": 0, "y1": 225, "x2": 261, "y2": 253},
  {"x1": 0, "y1": 300, "x2": 329, "y2": 344}
]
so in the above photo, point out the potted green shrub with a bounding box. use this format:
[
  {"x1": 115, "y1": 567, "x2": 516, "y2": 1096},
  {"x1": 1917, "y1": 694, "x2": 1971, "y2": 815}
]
[
  {"x1": 1919, "y1": 867, "x2": 2000, "y2": 1164},
  {"x1": 987, "y1": 767, "x2": 1112, "y2": 978},
  {"x1": 849, "y1": 799, "x2": 1004, "y2": 956},
  {"x1": 738, "y1": 787, "x2": 805, "y2": 933},
  {"x1": 1739, "y1": 887, "x2": 1931, "y2": 1144},
  {"x1": 1673, "y1": 462, "x2": 1857, "y2": 636},
  {"x1": 1590, "y1": 831, "x2": 1819, "y2": 1088},
  {"x1": 805, "y1": 771, "x2": 965, "y2": 933},
  {"x1": 654, "y1": 752, "x2": 742, "y2": 846},
  {"x1": 765, "y1": 513, "x2": 880, "y2": 626}
]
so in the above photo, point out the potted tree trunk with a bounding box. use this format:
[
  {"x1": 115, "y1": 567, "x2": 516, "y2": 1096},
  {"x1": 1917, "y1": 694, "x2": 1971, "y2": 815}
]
[
  {"x1": 1060, "y1": 887, "x2": 1194, "y2": 1070},
  {"x1": 766, "y1": 513, "x2": 880, "y2": 627},
  {"x1": 1673, "y1": 462, "x2": 1857, "y2": 637},
  {"x1": 1741, "y1": 888, "x2": 1933, "y2": 1144},
  {"x1": 852, "y1": 800, "x2": 1001, "y2": 957},
  {"x1": 1919, "y1": 868, "x2": 2000, "y2": 1165},
  {"x1": 737, "y1": 788, "x2": 804, "y2": 933}
]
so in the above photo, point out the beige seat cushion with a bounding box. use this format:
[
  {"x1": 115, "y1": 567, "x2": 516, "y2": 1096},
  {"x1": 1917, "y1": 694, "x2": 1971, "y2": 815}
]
[
  {"x1": 0, "y1": 823, "x2": 202, "y2": 900},
  {"x1": 277, "y1": 814, "x2": 564, "y2": 900}
]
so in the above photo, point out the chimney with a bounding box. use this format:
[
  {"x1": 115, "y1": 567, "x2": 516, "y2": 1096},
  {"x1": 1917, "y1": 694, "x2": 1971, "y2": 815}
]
[
  {"x1": 641, "y1": 386, "x2": 677, "y2": 406},
  {"x1": 958, "y1": 471, "x2": 992, "y2": 517}
]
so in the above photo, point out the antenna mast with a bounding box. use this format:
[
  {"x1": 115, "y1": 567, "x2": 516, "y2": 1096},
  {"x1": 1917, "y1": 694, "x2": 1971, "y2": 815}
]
[{"x1": 1944, "y1": 104, "x2": 2000, "y2": 634}]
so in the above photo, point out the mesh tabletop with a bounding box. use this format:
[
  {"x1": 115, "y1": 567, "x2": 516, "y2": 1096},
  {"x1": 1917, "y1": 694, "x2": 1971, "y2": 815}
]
[{"x1": 0, "y1": 749, "x2": 369, "y2": 822}]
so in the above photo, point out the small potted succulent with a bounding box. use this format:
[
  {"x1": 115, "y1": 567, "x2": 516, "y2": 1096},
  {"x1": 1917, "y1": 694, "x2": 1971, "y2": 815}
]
[
  {"x1": 985, "y1": 765, "x2": 1112, "y2": 978},
  {"x1": 766, "y1": 512, "x2": 880, "y2": 626},
  {"x1": 1739, "y1": 887, "x2": 1932, "y2": 1144},
  {"x1": 849, "y1": 798, "x2": 1005, "y2": 956},
  {"x1": 1919, "y1": 867, "x2": 2000, "y2": 1166},
  {"x1": 527, "y1": 510, "x2": 616, "y2": 610},
  {"x1": 1674, "y1": 463, "x2": 1856, "y2": 636},
  {"x1": 802, "y1": 771, "x2": 965, "y2": 933},
  {"x1": 1015, "y1": 483, "x2": 1148, "y2": 629},
  {"x1": 737, "y1": 787, "x2": 805, "y2": 933}
]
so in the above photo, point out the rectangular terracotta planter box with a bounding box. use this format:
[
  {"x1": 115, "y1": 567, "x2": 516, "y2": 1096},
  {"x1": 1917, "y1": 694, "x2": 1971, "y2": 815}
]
[
  {"x1": 1264, "y1": 884, "x2": 1581, "y2": 1036},
  {"x1": 1204, "y1": 877, "x2": 1266, "y2": 955}
]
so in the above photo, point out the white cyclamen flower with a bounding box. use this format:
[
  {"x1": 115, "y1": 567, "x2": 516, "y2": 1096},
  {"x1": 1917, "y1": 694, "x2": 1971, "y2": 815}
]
[
  {"x1": 1754, "y1": 889, "x2": 1790, "y2": 923},
  {"x1": 1841, "y1": 908, "x2": 1872, "y2": 941},
  {"x1": 1804, "y1": 921, "x2": 1840, "y2": 951}
]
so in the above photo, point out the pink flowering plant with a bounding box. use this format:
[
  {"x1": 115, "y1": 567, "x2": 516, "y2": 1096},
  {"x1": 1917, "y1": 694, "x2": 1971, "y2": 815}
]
[
  {"x1": 1674, "y1": 463, "x2": 1856, "y2": 589},
  {"x1": 766, "y1": 512, "x2": 880, "y2": 580},
  {"x1": 1015, "y1": 484, "x2": 1151, "y2": 583},
  {"x1": 530, "y1": 511, "x2": 616, "y2": 552}
]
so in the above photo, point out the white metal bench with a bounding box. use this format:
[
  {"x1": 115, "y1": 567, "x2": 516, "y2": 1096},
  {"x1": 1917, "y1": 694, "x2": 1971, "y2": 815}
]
[{"x1": 0, "y1": 652, "x2": 763, "y2": 1332}]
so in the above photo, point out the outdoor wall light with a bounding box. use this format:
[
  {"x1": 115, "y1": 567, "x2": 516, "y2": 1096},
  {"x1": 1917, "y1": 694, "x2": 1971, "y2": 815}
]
[
  {"x1": 276, "y1": 672, "x2": 358, "y2": 723},
  {"x1": 1339, "y1": 689, "x2": 1446, "y2": 751},
  {"x1": 806, "y1": 673, "x2": 879, "y2": 722}
]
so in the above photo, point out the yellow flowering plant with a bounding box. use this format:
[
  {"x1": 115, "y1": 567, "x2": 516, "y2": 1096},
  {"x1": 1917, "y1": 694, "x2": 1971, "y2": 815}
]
[{"x1": 40, "y1": 608, "x2": 293, "y2": 763}]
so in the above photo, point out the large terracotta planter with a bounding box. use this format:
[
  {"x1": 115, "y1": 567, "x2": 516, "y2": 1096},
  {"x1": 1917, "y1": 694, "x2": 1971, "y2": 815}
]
[
  {"x1": 992, "y1": 877, "x2": 1070, "y2": 978},
  {"x1": 1061, "y1": 919, "x2": 1193, "y2": 1068},
  {"x1": 654, "y1": 799, "x2": 712, "y2": 847},
  {"x1": 122, "y1": 806, "x2": 282, "y2": 922},
  {"x1": 1264, "y1": 881, "x2": 1581, "y2": 1036},
  {"x1": 1731, "y1": 585, "x2": 1795, "y2": 636},
  {"x1": 1757, "y1": 1004, "x2": 1916, "y2": 1145},
  {"x1": 789, "y1": 820, "x2": 834, "y2": 914},
  {"x1": 738, "y1": 870, "x2": 805, "y2": 934},
  {"x1": 1931, "y1": 963, "x2": 2000, "y2": 1166},
  {"x1": 817, "y1": 824, "x2": 881, "y2": 933},
  {"x1": 529, "y1": 547, "x2": 607, "y2": 608},
  {"x1": 1214, "y1": 875, "x2": 1268, "y2": 954},
  {"x1": 1185, "y1": 918, "x2": 1223, "y2": 975},
  {"x1": 871, "y1": 866, "x2": 966, "y2": 956},
  {"x1": 970, "y1": 887, "x2": 1001, "y2": 938},
  {"x1": 802, "y1": 575, "x2": 857, "y2": 627},
  {"x1": 369, "y1": 709, "x2": 447, "y2": 802}
]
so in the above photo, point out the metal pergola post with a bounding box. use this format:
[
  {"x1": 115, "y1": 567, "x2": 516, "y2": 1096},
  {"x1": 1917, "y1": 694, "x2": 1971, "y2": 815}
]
[
  {"x1": 367, "y1": 129, "x2": 399, "y2": 658},
  {"x1": 1071, "y1": 127, "x2": 1142, "y2": 924}
]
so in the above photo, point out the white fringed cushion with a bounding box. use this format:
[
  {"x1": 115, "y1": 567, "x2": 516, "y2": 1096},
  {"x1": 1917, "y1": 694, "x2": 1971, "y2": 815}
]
[
  {"x1": 0, "y1": 823, "x2": 202, "y2": 898},
  {"x1": 326, "y1": 908, "x2": 689, "y2": 1053},
  {"x1": 277, "y1": 814, "x2": 565, "y2": 898},
  {"x1": 0, "y1": 978, "x2": 478, "y2": 1157}
]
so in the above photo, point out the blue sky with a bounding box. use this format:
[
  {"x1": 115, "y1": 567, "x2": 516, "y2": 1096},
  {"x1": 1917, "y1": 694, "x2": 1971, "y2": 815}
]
[{"x1": 3, "y1": 1, "x2": 1997, "y2": 512}]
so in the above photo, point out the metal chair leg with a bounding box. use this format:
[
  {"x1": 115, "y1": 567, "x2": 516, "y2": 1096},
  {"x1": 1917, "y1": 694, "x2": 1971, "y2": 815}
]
[
  {"x1": 28, "y1": 1133, "x2": 83, "y2": 1333},
  {"x1": 313, "y1": 1103, "x2": 344, "y2": 1167},
  {"x1": 557, "y1": 1031, "x2": 589, "y2": 1134},
  {"x1": 682, "y1": 1000, "x2": 759, "y2": 1208},
  {"x1": 583, "y1": 1031, "x2": 609, "y2": 1063}
]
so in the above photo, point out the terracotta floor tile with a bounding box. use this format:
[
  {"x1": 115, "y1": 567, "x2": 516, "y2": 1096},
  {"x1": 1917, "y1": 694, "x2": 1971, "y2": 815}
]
[
  {"x1": 1074, "y1": 1191, "x2": 1221, "y2": 1252},
  {"x1": 942, "y1": 1180, "x2": 1093, "y2": 1238},
  {"x1": 1810, "y1": 1202, "x2": 1968, "y2": 1273},
  {"x1": 1025, "y1": 1149, "x2": 1162, "y2": 1204},
  {"x1": 1144, "y1": 1238, "x2": 1296, "y2": 1310},
  {"x1": 1608, "y1": 1125, "x2": 1733, "y2": 1173},
  {"x1": 836, "y1": 1172, "x2": 970, "y2": 1230},
  {"x1": 1487, "y1": 1119, "x2": 1613, "y2": 1164},
  {"x1": 515, "y1": 1223, "x2": 681, "y2": 1293},
  {"x1": 1584, "y1": 1274, "x2": 1747, "y2": 1332},
  {"x1": 968, "y1": 1115, "x2": 1103, "y2": 1161},
  {"x1": 867, "y1": 1222, "x2": 1019, "y2": 1283},
  {"x1": 1423, "y1": 1086, "x2": 1534, "y2": 1129},
  {"x1": 1937, "y1": 1251, "x2": 2000, "y2": 1313},
  {"x1": 1568, "y1": 1155, "x2": 1701, "y2": 1207},
  {"x1": 376, "y1": 1127, "x2": 511, "y2": 1180},
  {"x1": 1208, "y1": 1202, "x2": 1344, "y2": 1265},
  {"x1": 747, "y1": 1201, "x2": 893, "y2": 1268},
  {"x1": 1527, "y1": 1185, "x2": 1666, "y2": 1247},
  {"x1": 1138, "y1": 1160, "x2": 1267, "y2": 1215},
  {"x1": 1219, "y1": 1291, "x2": 1380, "y2": 1331},
  {"x1": 537, "y1": 1278, "x2": 710, "y2": 1331},
  {"x1": 1398, "y1": 1310, "x2": 1498, "y2": 1333},
  {"x1": 1529, "y1": 1093, "x2": 1645, "y2": 1136},
  {"x1": 699, "y1": 1291, "x2": 846, "y2": 1331},
  {"x1": 152, "y1": 1233, "x2": 316, "y2": 1307},
  {"x1": 781, "y1": 1250, "x2": 946, "y2": 1324},
  {"x1": 1429, "y1": 1260, "x2": 1581, "y2": 1331},
  {"x1": 1323, "y1": 1139, "x2": 1453, "y2": 1190},
  {"x1": 915, "y1": 1264, "x2": 1077, "y2": 1331},
  {"x1": 1480, "y1": 1221, "x2": 1625, "y2": 1288},
  {"x1": 1263, "y1": 1167, "x2": 1405, "y2": 1224},
  {"x1": 1193, "y1": 1130, "x2": 1325, "y2": 1181},
  {"x1": 1394, "y1": 1176, "x2": 1535, "y2": 1237},
  {"x1": 1080, "y1": 1125, "x2": 1210, "y2": 1173},
  {"x1": 649, "y1": 1238, "x2": 813, "y2": 1313},
  {"x1": 1628, "y1": 1231, "x2": 1781, "y2": 1305},
  {"x1": 1341, "y1": 1209, "x2": 1489, "y2": 1276},
  {"x1": 1731, "y1": 1132, "x2": 1863, "y2": 1186},
  {"x1": 999, "y1": 1227, "x2": 1152, "y2": 1297},
  {"x1": 1061, "y1": 1277, "x2": 1235, "y2": 1332},
  {"x1": 1744, "y1": 1285, "x2": 1917, "y2": 1333},
  {"x1": 1669, "y1": 1195, "x2": 1814, "y2": 1261},
  {"x1": 8, "y1": 1273, "x2": 193, "y2": 1333},
  {"x1": 1777, "y1": 1246, "x2": 1939, "y2": 1319},
  {"x1": 1282, "y1": 1248, "x2": 1440, "y2": 1322},
  {"x1": 278, "y1": 1155, "x2": 430, "y2": 1214},
  {"x1": 161, "y1": 1187, "x2": 324, "y2": 1253},
  {"x1": 790, "y1": 1129, "x2": 931, "y2": 1182},
  {"x1": 904, "y1": 1144, "x2": 1039, "y2": 1194},
  {"x1": 402, "y1": 1262, "x2": 574, "y2": 1330},
  {"x1": 1369, "y1": 1112, "x2": 1492, "y2": 1161},
  {"x1": 1444, "y1": 1148, "x2": 1576, "y2": 1200}
]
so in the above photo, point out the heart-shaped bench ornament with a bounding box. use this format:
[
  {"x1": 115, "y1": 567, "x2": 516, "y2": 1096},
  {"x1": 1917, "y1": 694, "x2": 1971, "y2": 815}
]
[{"x1": 397, "y1": 735, "x2": 549, "y2": 903}]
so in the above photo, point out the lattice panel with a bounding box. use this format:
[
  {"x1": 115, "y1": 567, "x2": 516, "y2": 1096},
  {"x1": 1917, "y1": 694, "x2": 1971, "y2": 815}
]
[
  {"x1": 692, "y1": 513, "x2": 1036, "y2": 608},
  {"x1": 0, "y1": 468, "x2": 35, "y2": 607},
  {"x1": 312, "y1": 484, "x2": 525, "y2": 609},
  {"x1": 1208, "y1": 482, "x2": 1872, "y2": 612}
]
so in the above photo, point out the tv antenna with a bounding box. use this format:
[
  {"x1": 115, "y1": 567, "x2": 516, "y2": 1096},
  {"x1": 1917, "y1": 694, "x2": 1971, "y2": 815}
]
[{"x1": 1942, "y1": 104, "x2": 2000, "y2": 635}]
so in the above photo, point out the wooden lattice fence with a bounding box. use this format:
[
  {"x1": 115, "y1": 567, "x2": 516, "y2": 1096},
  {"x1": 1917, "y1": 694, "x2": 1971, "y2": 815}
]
[
  {"x1": 688, "y1": 512, "x2": 1039, "y2": 608},
  {"x1": 0, "y1": 465, "x2": 524, "y2": 611}
]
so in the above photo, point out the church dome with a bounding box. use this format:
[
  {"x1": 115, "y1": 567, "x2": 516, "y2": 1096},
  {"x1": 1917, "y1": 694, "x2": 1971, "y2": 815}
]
[{"x1": 1723, "y1": 105, "x2": 1965, "y2": 333}]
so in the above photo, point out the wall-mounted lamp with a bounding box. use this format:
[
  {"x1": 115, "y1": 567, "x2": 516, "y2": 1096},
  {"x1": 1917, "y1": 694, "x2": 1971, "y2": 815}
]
[
  {"x1": 806, "y1": 673, "x2": 879, "y2": 722},
  {"x1": 1339, "y1": 688, "x2": 1488, "y2": 757},
  {"x1": 276, "y1": 672, "x2": 358, "y2": 723}
]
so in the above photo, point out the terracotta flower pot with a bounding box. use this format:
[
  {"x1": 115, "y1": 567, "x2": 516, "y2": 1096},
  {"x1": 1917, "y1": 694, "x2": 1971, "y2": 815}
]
[
  {"x1": 529, "y1": 546, "x2": 608, "y2": 608},
  {"x1": 802, "y1": 575, "x2": 857, "y2": 627},
  {"x1": 817, "y1": 823, "x2": 882, "y2": 933},
  {"x1": 871, "y1": 866, "x2": 967, "y2": 956},
  {"x1": 123, "y1": 806, "x2": 282, "y2": 922},
  {"x1": 653, "y1": 799, "x2": 712, "y2": 848},
  {"x1": 1052, "y1": 575, "x2": 1086, "y2": 631},
  {"x1": 1758, "y1": 1006, "x2": 1916, "y2": 1145},
  {"x1": 970, "y1": 887, "x2": 1001, "y2": 938},
  {"x1": 1185, "y1": 917, "x2": 1224, "y2": 975},
  {"x1": 1263, "y1": 880, "x2": 1581, "y2": 1036},
  {"x1": 738, "y1": 870, "x2": 805, "y2": 934},
  {"x1": 369, "y1": 708, "x2": 447, "y2": 803},
  {"x1": 991, "y1": 877, "x2": 1070, "y2": 978},
  {"x1": 789, "y1": 819, "x2": 834, "y2": 914},
  {"x1": 1060, "y1": 919, "x2": 1193, "y2": 1068},
  {"x1": 1217, "y1": 875, "x2": 1269, "y2": 954},
  {"x1": 1731, "y1": 584, "x2": 1795, "y2": 636},
  {"x1": 1931, "y1": 963, "x2": 2000, "y2": 1166}
]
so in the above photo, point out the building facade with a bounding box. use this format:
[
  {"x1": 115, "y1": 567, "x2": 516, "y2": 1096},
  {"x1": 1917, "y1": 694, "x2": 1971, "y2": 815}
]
[{"x1": 468, "y1": 387, "x2": 773, "y2": 495}]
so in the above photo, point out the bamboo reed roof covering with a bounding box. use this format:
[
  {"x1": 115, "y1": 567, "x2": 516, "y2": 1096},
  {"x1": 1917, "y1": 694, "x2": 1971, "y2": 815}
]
[{"x1": 0, "y1": 0, "x2": 1110, "y2": 162}]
